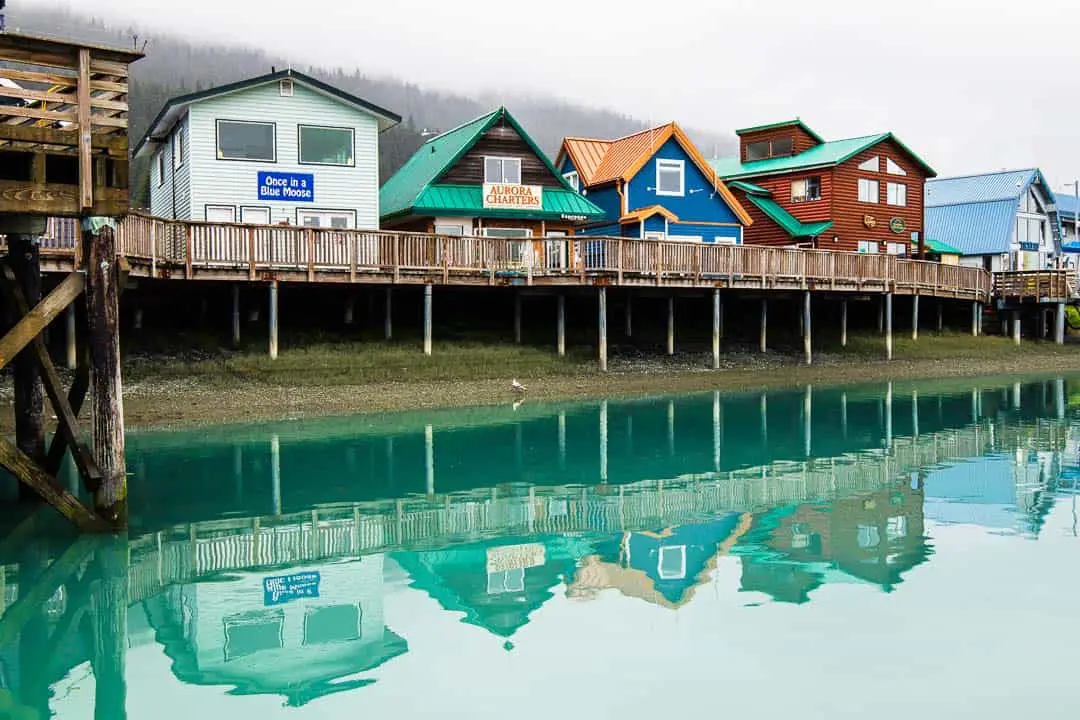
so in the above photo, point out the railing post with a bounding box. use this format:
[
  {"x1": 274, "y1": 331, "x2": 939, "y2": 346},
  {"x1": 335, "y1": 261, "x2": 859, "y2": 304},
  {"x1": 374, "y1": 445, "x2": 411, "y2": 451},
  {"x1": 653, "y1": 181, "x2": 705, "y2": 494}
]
[
  {"x1": 247, "y1": 226, "x2": 256, "y2": 281},
  {"x1": 149, "y1": 220, "x2": 157, "y2": 276},
  {"x1": 306, "y1": 229, "x2": 315, "y2": 282},
  {"x1": 349, "y1": 232, "x2": 357, "y2": 283},
  {"x1": 393, "y1": 234, "x2": 401, "y2": 284},
  {"x1": 184, "y1": 224, "x2": 193, "y2": 280},
  {"x1": 617, "y1": 238, "x2": 624, "y2": 285}
]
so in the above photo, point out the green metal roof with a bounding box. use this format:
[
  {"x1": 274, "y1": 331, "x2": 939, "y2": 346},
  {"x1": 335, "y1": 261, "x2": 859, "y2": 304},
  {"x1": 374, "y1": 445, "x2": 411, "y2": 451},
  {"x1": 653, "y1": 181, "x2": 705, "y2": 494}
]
[
  {"x1": 741, "y1": 192, "x2": 834, "y2": 239},
  {"x1": 412, "y1": 184, "x2": 604, "y2": 219},
  {"x1": 913, "y1": 237, "x2": 963, "y2": 255},
  {"x1": 713, "y1": 133, "x2": 936, "y2": 181},
  {"x1": 734, "y1": 119, "x2": 825, "y2": 143},
  {"x1": 379, "y1": 106, "x2": 603, "y2": 221},
  {"x1": 727, "y1": 180, "x2": 770, "y2": 196}
]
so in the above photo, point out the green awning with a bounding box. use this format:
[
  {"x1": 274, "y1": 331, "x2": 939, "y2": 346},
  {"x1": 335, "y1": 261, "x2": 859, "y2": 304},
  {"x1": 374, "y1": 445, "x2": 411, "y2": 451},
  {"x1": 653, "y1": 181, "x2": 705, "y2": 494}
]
[
  {"x1": 741, "y1": 193, "x2": 834, "y2": 238},
  {"x1": 411, "y1": 184, "x2": 604, "y2": 220}
]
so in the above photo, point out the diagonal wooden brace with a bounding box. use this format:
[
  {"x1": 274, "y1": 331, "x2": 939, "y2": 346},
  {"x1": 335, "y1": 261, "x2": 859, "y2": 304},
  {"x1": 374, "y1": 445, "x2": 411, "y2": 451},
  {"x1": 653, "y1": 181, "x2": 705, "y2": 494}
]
[
  {"x1": 0, "y1": 437, "x2": 107, "y2": 532},
  {"x1": 0, "y1": 271, "x2": 85, "y2": 371},
  {"x1": 0, "y1": 264, "x2": 103, "y2": 490}
]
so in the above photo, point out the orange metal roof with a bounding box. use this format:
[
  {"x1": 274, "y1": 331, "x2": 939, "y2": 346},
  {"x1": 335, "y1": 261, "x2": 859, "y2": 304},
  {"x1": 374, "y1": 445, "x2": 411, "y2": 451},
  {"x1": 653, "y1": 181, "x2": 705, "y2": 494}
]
[
  {"x1": 561, "y1": 137, "x2": 611, "y2": 185},
  {"x1": 620, "y1": 205, "x2": 679, "y2": 224},
  {"x1": 590, "y1": 124, "x2": 674, "y2": 186}
]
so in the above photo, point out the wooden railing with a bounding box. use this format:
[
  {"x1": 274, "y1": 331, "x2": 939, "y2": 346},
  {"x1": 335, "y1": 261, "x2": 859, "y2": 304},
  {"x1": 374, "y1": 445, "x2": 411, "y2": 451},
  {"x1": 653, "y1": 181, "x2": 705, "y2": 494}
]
[
  {"x1": 993, "y1": 270, "x2": 1078, "y2": 301},
  {"x1": 19, "y1": 214, "x2": 994, "y2": 300}
]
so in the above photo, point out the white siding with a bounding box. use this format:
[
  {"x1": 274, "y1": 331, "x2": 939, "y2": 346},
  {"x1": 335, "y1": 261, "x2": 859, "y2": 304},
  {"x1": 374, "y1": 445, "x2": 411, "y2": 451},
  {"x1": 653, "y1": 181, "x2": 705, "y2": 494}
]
[
  {"x1": 147, "y1": 115, "x2": 192, "y2": 219},
  {"x1": 173, "y1": 118, "x2": 192, "y2": 219},
  {"x1": 186, "y1": 81, "x2": 380, "y2": 227},
  {"x1": 148, "y1": 142, "x2": 173, "y2": 218}
]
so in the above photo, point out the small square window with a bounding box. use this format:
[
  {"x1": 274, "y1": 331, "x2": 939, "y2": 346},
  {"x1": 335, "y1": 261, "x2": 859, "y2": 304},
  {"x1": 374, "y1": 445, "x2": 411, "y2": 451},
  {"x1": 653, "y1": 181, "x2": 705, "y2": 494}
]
[
  {"x1": 791, "y1": 176, "x2": 821, "y2": 203},
  {"x1": 484, "y1": 156, "x2": 522, "y2": 184},
  {"x1": 563, "y1": 171, "x2": 579, "y2": 192},
  {"x1": 172, "y1": 131, "x2": 184, "y2": 170},
  {"x1": 658, "y1": 545, "x2": 686, "y2": 580},
  {"x1": 858, "y1": 240, "x2": 879, "y2": 254},
  {"x1": 279, "y1": 79, "x2": 294, "y2": 97},
  {"x1": 887, "y1": 182, "x2": 907, "y2": 207},
  {"x1": 746, "y1": 141, "x2": 770, "y2": 161},
  {"x1": 156, "y1": 150, "x2": 166, "y2": 187},
  {"x1": 656, "y1": 159, "x2": 684, "y2": 196},
  {"x1": 858, "y1": 178, "x2": 879, "y2": 203}
]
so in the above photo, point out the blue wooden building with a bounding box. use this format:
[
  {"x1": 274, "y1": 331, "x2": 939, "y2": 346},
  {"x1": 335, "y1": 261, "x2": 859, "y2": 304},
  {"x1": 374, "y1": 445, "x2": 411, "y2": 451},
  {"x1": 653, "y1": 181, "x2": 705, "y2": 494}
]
[{"x1": 555, "y1": 122, "x2": 752, "y2": 242}]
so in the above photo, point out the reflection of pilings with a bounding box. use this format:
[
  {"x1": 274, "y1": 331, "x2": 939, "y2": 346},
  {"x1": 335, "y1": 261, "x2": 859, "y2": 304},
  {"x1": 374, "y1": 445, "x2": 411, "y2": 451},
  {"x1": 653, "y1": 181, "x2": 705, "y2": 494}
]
[
  {"x1": 760, "y1": 393, "x2": 768, "y2": 445},
  {"x1": 841, "y1": 392, "x2": 848, "y2": 439},
  {"x1": 385, "y1": 436, "x2": 394, "y2": 489},
  {"x1": 233, "y1": 445, "x2": 243, "y2": 505},
  {"x1": 885, "y1": 382, "x2": 894, "y2": 449},
  {"x1": 912, "y1": 390, "x2": 919, "y2": 437},
  {"x1": 600, "y1": 401, "x2": 608, "y2": 483},
  {"x1": 667, "y1": 400, "x2": 675, "y2": 456},
  {"x1": 713, "y1": 391, "x2": 722, "y2": 471},
  {"x1": 17, "y1": 542, "x2": 49, "y2": 719},
  {"x1": 1013, "y1": 382, "x2": 1022, "y2": 409},
  {"x1": 558, "y1": 411, "x2": 566, "y2": 470},
  {"x1": 425, "y1": 424, "x2": 434, "y2": 495},
  {"x1": 803, "y1": 385, "x2": 812, "y2": 457},
  {"x1": 271, "y1": 434, "x2": 281, "y2": 516},
  {"x1": 91, "y1": 538, "x2": 129, "y2": 720},
  {"x1": 1056, "y1": 378, "x2": 1066, "y2": 420}
]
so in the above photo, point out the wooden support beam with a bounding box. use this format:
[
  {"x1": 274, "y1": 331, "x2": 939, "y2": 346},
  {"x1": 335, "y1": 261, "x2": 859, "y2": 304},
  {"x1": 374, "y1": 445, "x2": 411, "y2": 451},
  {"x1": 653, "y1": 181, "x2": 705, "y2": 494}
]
[
  {"x1": 268, "y1": 281, "x2": 279, "y2": 360},
  {"x1": 557, "y1": 294, "x2": 566, "y2": 357},
  {"x1": 78, "y1": 48, "x2": 93, "y2": 211},
  {"x1": 760, "y1": 298, "x2": 767, "y2": 353},
  {"x1": 66, "y1": 302, "x2": 78, "y2": 370},
  {"x1": 625, "y1": 294, "x2": 632, "y2": 338},
  {"x1": 423, "y1": 284, "x2": 433, "y2": 356},
  {"x1": 885, "y1": 292, "x2": 893, "y2": 360},
  {"x1": 6, "y1": 237, "x2": 46, "y2": 501},
  {"x1": 972, "y1": 302, "x2": 981, "y2": 337},
  {"x1": 0, "y1": 438, "x2": 106, "y2": 530},
  {"x1": 232, "y1": 284, "x2": 241, "y2": 348},
  {"x1": 385, "y1": 287, "x2": 393, "y2": 341},
  {"x1": 937, "y1": 301, "x2": 943, "y2": 333},
  {"x1": 712, "y1": 288, "x2": 721, "y2": 370},
  {"x1": 1012, "y1": 310, "x2": 1021, "y2": 346},
  {"x1": 84, "y1": 224, "x2": 127, "y2": 528},
  {"x1": 803, "y1": 290, "x2": 812, "y2": 365},
  {"x1": 514, "y1": 290, "x2": 522, "y2": 344},
  {"x1": 45, "y1": 363, "x2": 90, "y2": 477},
  {"x1": 598, "y1": 287, "x2": 608, "y2": 372},
  {"x1": 0, "y1": 263, "x2": 103, "y2": 491},
  {"x1": 0, "y1": 271, "x2": 85, "y2": 371},
  {"x1": 840, "y1": 298, "x2": 848, "y2": 347},
  {"x1": 1054, "y1": 303, "x2": 1066, "y2": 345},
  {"x1": 912, "y1": 294, "x2": 920, "y2": 341},
  {"x1": 666, "y1": 295, "x2": 675, "y2": 356}
]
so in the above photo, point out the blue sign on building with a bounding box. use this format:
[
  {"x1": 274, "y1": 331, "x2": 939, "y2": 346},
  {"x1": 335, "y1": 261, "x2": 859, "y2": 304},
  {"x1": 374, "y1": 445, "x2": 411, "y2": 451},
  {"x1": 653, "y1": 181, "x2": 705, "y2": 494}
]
[
  {"x1": 1019, "y1": 241, "x2": 1040, "y2": 252},
  {"x1": 258, "y1": 171, "x2": 315, "y2": 202},
  {"x1": 263, "y1": 571, "x2": 321, "y2": 606}
]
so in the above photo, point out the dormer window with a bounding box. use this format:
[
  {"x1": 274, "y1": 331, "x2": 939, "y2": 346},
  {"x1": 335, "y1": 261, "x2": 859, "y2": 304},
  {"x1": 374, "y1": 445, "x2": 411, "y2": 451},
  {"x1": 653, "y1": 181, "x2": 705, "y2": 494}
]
[
  {"x1": 746, "y1": 136, "x2": 794, "y2": 161},
  {"x1": 484, "y1": 156, "x2": 521, "y2": 184},
  {"x1": 563, "y1": 171, "x2": 579, "y2": 192},
  {"x1": 656, "y1": 159, "x2": 685, "y2": 196}
]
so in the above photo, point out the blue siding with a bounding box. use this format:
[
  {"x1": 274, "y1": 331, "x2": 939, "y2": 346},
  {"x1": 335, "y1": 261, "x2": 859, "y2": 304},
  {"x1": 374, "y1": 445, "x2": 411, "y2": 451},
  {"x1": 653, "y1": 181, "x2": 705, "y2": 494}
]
[
  {"x1": 643, "y1": 215, "x2": 667, "y2": 234},
  {"x1": 559, "y1": 156, "x2": 577, "y2": 175},
  {"x1": 627, "y1": 138, "x2": 742, "y2": 224},
  {"x1": 670, "y1": 222, "x2": 742, "y2": 243},
  {"x1": 584, "y1": 185, "x2": 622, "y2": 221}
]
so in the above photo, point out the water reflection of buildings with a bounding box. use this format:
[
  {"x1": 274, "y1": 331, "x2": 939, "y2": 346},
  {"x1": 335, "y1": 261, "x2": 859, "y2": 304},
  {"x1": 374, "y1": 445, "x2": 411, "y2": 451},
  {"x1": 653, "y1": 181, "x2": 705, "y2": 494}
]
[{"x1": 142, "y1": 555, "x2": 406, "y2": 707}]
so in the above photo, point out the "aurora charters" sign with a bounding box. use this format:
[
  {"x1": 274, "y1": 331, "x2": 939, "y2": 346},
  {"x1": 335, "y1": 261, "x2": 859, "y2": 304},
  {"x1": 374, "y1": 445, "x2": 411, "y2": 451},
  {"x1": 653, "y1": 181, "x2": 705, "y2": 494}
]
[{"x1": 483, "y1": 183, "x2": 543, "y2": 210}]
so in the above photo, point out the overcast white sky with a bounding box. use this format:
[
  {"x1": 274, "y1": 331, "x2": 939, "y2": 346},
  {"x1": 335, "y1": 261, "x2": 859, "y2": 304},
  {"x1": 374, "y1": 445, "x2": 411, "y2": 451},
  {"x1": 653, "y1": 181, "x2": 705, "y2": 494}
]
[{"x1": 32, "y1": 0, "x2": 1080, "y2": 186}]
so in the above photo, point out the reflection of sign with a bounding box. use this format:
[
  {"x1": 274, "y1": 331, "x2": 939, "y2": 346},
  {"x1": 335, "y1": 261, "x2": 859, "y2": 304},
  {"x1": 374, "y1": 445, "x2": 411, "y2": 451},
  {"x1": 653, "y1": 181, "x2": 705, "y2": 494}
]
[
  {"x1": 1019, "y1": 241, "x2": 1040, "y2": 251},
  {"x1": 889, "y1": 217, "x2": 906, "y2": 234},
  {"x1": 863, "y1": 215, "x2": 876, "y2": 228},
  {"x1": 258, "y1": 171, "x2": 314, "y2": 202},
  {"x1": 486, "y1": 543, "x2": 546, "y2": 573},
  {"x1": 560, "y1": 213, "x2": 588, "y2": 222},
  {"x1": 483, "y1": 183, "x2": 542, "y2": 210},
  {"x1": 263, "y1": 571, "x2": 321, "y2": 606}
]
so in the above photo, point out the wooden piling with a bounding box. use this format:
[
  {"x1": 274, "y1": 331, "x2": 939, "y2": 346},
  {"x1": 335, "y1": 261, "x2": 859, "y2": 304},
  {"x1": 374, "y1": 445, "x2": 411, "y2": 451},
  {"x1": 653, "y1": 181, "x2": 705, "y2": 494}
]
[
  {"x1": 1012, "y1": 310, "x2": 1021, "y2": 346},
  {"x1": 760, "y1": 298, "x2": 767, "y2": 353},
  {"x1": 803, "y1": 290, "x2": 812, "y2": 365},
  {"x1": 884, "y1": 292, "x2": 893, "y2": 360},
  {"x1": 912, "y1": 294, "x2": 919, "y2": 341},
  {"x1": 972, "y1": 301, "x2": 981, "y2": 337},
  {"x1": 8, "y1": 235, "x2": 46, "y2": 499},
  {"x1": 66, "y1": 303, "x2": 77, "y2": 370},
  {"x1": 937, "y1": 301, "x2": 943, "y2": 333},
  {"x1": 90, "y1": 538, "x2": 129, "y2": 720},
  {"x1": 712, "y1": 288, "x2": 721, "y2": 370},
  {"x1": 840, "y1": 298, "x2": 848, "y2": 347},
  {"x1": 385, "y1": 287, "x2": 393, "y2": 341},
  {"x1": 556, "y1": 294, "x2": 566, "y2": 357},
  {"x1": 84, "y1": 223, "x2": 127, "y2": 528},
  {"x1": 625, "y1": 294, "x2": 632, "y2": 338},
  {"x1": 1055, "y1": 302, "x2": 1066, "y2": 345},
  {"x1": 231, "y1": 284, "x2": 241, "y2": 348},
  {"x1": 598, "y1": 286, "x2": 608, "y2": 372},
  {"x1": 268, "y1": 281, "x2": 279, "y2": 360},
  {"x1": 666, "y1": 295, "x2": 675, "y2": 356},
  {"x1": 423, "y1": 284, "x2": 433, "y2": 356},
  {"x1": 344, "y1": 294, "x2": 355, "y2": 326},
  {"x1": 514, "y1": 290, "x2": 522, "y2": 344},
  {"x1": 878, "y1": 296, "x2": 884, "y2": 334}
]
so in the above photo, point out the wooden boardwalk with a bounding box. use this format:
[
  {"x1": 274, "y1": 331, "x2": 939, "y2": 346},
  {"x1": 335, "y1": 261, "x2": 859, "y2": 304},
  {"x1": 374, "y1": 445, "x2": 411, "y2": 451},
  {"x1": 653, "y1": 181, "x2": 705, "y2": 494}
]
[{"x1": 27, "y1": 214, "x2": 992, "y2": 300}]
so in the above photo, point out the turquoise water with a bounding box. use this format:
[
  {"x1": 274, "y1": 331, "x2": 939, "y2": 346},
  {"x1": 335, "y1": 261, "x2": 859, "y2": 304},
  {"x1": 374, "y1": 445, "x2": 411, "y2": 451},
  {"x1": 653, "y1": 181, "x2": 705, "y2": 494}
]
[{"x1": 2, "y1": 377, "x2": 1080, "y2": 718}]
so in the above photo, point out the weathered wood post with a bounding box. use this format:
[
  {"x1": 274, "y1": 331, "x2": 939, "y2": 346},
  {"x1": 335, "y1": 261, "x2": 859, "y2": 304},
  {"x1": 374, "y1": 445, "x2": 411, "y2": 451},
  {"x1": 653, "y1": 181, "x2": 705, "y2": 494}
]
[
  {"x1": 760, "y1": 298, "x2": 768, "y2": 353},
  {"x1": 231, "y1": 284, "x2": 241, "y2": 348},
  {"x1": 385, "y1": 287, "x2": 393, "y2": 340},
  {"x1": 84, "y1": 220, "x2": 127, "y2": 527},
  {"x1": 8, "y1": 232, "x2": 46, "y2": 500},
  {"x1": 514, "y1": 290, "x2": 522, "y2": 344},
  {"x1": 625, "y1": 294, "x2": 632, "y2": 338},
  {"x1": 666, "y1": 295, "x2": 676, "y2": 356},
  {"x1": 66, "y1": 303, "x2": 78, "y2": 370},
  {"x1": 712, "y1": 288, "x2": 721, "y2": 370},
  {"x1": 344, "y1": 294, "x2": 355, "y2": 326},
  {"x1": 1012, "y1": 309, "x2": 1021, "y2": 346},
  {"x1": 1055, "y1": 302, "x2": 1066, "y2": 345},
  {"x1": 423, "y1": 283, "x2": 433, "y2": 356},
  {"x1": 878, "y1": 296, "x2": 884, "y2": 334},
  {"x1": 912, "y1": 294, "x2": 920, "y2": 341},
  {"x1": 90, "y1": 537, "x2": 129, "y2": 719},
  {"x1": 598, "y1": 286, "x2": 608, "y2": 372},
  {"x1": 840, "y1": 297, "x2": 848, "y2": 348},
  {"x1": 937, "y1": 301, "x2": 944, "y2": 333},
  {"x1": 803, "y1": 290, "x2": 812, "y2": 365},
  {"x1": 884, "y1": 292, "x2": 893, "y2": 360},
  {"x1": 972, "y1": 301, "x2": 981, "y2": 337},
  {"x1": 556, "y1": 294, "x2": 566, "y2": 357},
  {"x1": 268, "y1": 280, "x2": 279, "y2": 360}
]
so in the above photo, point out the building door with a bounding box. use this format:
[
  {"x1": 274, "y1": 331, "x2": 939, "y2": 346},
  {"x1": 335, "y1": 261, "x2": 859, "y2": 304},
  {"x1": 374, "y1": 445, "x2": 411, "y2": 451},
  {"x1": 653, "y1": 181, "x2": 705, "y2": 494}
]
[
  {"x1": 483, "y1": 228, "x2": 533, "y2": 266},
  {"x1": 545, "y1": 230, "x2": 568, "y2": 270}
]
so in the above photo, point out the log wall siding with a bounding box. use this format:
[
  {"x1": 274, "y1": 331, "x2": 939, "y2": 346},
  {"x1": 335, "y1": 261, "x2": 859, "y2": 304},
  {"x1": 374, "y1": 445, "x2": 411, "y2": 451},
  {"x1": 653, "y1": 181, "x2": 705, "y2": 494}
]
[
  {"x1": 731, "y1": 190, "x2": 796, "y2": 247},
  {"x1": 830, "y1": 139, "x2": 927, "y2": 254},
  {"x1": 438, "y1": 118, "x2": 563, "y2": 188},
  {"x1": 738, "y1": 125, "x2": 821, "y2": 161},
  {"x1": 751, "y1": 172, "x2": 834, "y2": 224}
]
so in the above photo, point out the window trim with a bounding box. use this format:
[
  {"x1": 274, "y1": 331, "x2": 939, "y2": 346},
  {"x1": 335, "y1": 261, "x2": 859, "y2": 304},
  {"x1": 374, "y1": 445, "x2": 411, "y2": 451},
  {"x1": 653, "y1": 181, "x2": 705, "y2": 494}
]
[
  {"x1": 156, "y1": 149, "x2": 166, "y2": 187},
  {"x1": 885, "y1": 158, "x2": 907, "y2": 176},
  {"x1": 644, "y1": 231, "x2": 667, "y2": 240},
  {"x1": 655, "y1": 158, "x2": 685, "y2": 197},
  {"x1": 858, "y1": 178, "x2": 880, "y2": 204},
  {"x1": 434, "y1": 223, "x2": 467, "y2": 236},
  {"x1": 297, "y1": 124, "x2": 356, "y2": 167},
  {"x1": 657, "y1": 545, "x2": 687, "y2": 580},
  {"x1": 887, "y1": 182, "x2": 907, "y2": 207},
  {"x1": 563, "y1": 170, "x2": 579, "y2": 192},
  {"x1": 205, "y1": 204, "x2": 237, "y2": 223},
  {"x1": 791, "y1": 175, "x2": 822, "y2": 203},
  {"x1": 240, "y1": 206, "x2": 272, "y2": 225},
  {"x1": 215, "y1": 118, "x2": 277, "y2": 163},
  {"x1": 172, "y1": 129, "x2": 184, "y2": 170},
  {"x1": 295, "y1": 207, "x2": 357, "y2": 229},
  {"x1": 857, "y1": 240, "x2": 880, "y2": 254},
  {"x1": 858, "y1": 156, "x2": 880, "y2": 173},
  {"x1": 483, "y1": 155, "x2": 522, "y2": 185}
]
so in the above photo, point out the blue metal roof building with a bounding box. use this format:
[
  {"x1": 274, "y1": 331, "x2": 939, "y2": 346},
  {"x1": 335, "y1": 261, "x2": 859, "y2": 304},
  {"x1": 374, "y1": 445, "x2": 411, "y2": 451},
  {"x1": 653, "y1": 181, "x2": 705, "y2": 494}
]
[
  {"x1": 1054, "y1": 193, "x2": 1080, "y2": 252},
  {"x1": 924, "y1": 168, "x2": 1061, "y2": 270}
]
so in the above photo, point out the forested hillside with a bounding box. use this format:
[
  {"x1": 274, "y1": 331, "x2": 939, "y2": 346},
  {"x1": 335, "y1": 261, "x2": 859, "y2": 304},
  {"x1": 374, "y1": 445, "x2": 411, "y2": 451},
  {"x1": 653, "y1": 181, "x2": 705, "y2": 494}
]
[{"x1": 6, "y1": 7, "x2": 736, "y2": 206}]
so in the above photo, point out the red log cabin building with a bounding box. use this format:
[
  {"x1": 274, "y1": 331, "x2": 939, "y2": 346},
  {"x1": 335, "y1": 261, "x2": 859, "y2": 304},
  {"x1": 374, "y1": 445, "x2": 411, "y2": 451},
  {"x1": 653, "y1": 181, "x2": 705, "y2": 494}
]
[{"x1": 711, "y1": 120, "x2": 936, "y2": 256}]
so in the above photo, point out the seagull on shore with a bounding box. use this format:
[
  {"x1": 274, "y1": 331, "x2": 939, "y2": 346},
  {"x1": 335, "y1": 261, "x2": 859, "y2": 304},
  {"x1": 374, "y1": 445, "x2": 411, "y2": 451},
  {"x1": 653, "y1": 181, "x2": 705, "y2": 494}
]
[{"x1": 511, "y1": 379, "x2": 527, "y2": 394}]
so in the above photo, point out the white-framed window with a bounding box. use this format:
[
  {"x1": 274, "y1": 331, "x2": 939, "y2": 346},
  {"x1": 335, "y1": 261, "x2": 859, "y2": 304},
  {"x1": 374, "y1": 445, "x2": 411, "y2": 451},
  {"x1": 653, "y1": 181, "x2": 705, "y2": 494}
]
[
  {"x1": 483, "y1": 227, "x2": 532, "y2": 263},
  {"x1": 678, "y1": 235, "x2": 703, "y2": 242},
  {"x1": 658, "y1": 545, "x2": 687, "y2": 580},
  {"x1": 712, "y1": 236, "x2": 738, "y2": 245},
  {"x1": 857, "y1": 525, "x2": 881, "y2": 549},
  {"x1": 155, "y1": 149, "x2": 166, "y2": 187},
  {"x1": 434, "y1": 223, "x2": 466, "y2": 236},
  {"x1": 299, "y1": 125, "x2": 354, "y2": 166},
  {"x1": 563, "y1": 171, "x2": 579, "y2": 192},
  {"x1": 487, "y1": 568, "x2": 525, "y2": 594},
  {"x1": 297, "y1": 209, "x2": 355, "y2": 229},
  {"x1": 205, "y1": 205, "x2": 236, "y2": 223},
  {"x1": 216, "y1": 119, "x2": 276, "y2": 162},
  {"x1": 887, "y1": 516, "x2": 908, "y2": 541},
  {"x1": 240, "y1": 206, "x2": 271, "y2": 225},
  {"x1": 791, "y1": 176, "x2": 822, "y2": 203},
  {"x1": 303, "y1": 605, "x2": 360, "y2": 646},
  {"x1": 858, "y1": 240, "x2": 879, "y2": 254},
  {"x1": 644, "y1": 231, "x2": 667, "y2": 240},
  {"x1": 887, "y1": 182, "x2": 907, "y2": 206},
  {"x1": 858, "y1": 178, "x2": 879, "y2": 203},
  {"x1": 172, "y1": 130, "x2": 184, "y2": 170},
  {"x1": 886, "y1": 242, "x2": 907, "y2": 256},
  {"x1": 656, "y1": 159, "x2": 685, "y2": 196},
  {"x1": 484, "y1": 156, "x2": 521, "y2": 184},
  {"x1": 858, "y1": 156, "x2": 880, "y2": 172},
  {"x1": 885, "y1": 158, "x2": 907, "y2": 176}
]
